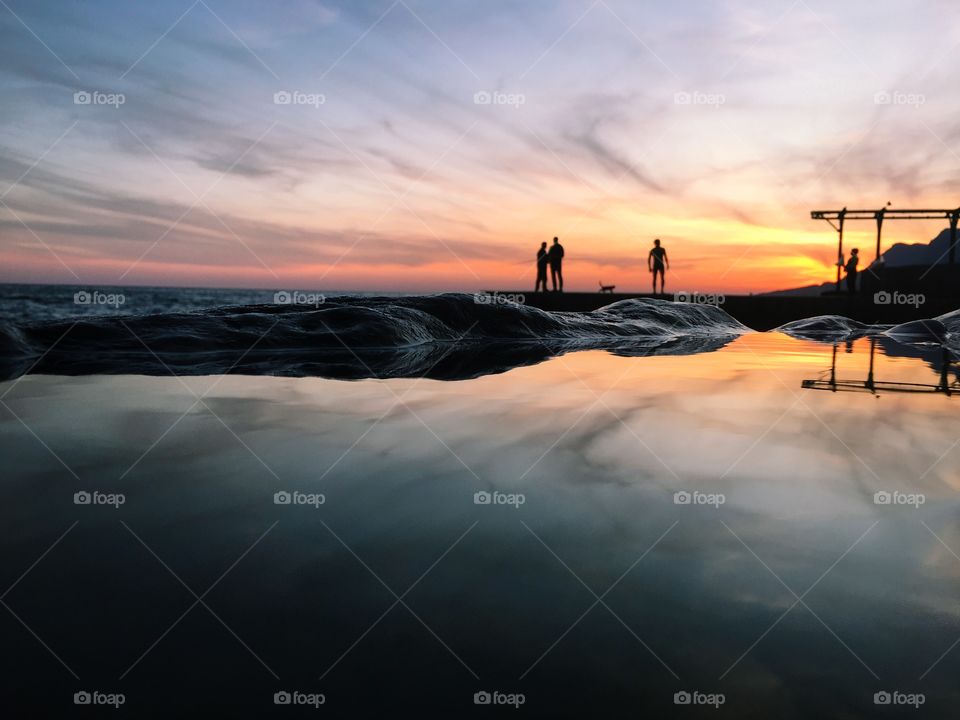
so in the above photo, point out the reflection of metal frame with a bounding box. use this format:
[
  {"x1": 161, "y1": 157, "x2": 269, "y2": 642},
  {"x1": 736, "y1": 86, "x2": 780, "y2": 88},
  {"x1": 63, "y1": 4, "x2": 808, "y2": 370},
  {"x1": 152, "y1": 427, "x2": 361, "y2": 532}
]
[{"x1": 801, "y1": 338, "x2": 960, "y2": 396}]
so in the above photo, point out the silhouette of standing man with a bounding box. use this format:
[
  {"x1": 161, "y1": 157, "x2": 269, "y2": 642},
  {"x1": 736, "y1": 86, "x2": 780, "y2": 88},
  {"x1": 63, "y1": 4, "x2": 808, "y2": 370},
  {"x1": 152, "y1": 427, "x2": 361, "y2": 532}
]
[
  {"x1": 845, "y1": 247, "x2": 859, "y2": 294},
  {"x1": 548, "y1": 237, "x2": 564, "y2": 292},
  {"x1": 648, "y1": 238, "x2": 669, "y2": 294},
  {"x1": 535, "y1": 241, "x2": 548, "y2": 292}
]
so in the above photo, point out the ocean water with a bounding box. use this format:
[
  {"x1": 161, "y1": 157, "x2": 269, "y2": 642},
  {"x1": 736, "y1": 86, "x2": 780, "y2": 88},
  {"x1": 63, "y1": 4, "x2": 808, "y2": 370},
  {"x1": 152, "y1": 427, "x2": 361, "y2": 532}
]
[
  {"x1": 0, "y1": 283, "x2": 408, "y2": 325},
  {"x1": 1, "y1": 286, "x2": 959, "y2": 717}
]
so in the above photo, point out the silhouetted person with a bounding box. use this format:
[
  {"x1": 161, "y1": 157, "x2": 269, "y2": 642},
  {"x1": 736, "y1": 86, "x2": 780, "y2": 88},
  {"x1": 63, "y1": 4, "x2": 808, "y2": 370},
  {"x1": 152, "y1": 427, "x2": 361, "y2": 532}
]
[
  {"x1": 548, "y1": 237, "x2": 564, "y2": 291},
  {"x1": 535, "y1": 241, "x2": 548, "y2": 292},
  {"x1": 648, "y1": 238, "x2": 669, "y2": 294},
  {"x1": 845, "y1": 247, "x2": 859, "y2": 294}
]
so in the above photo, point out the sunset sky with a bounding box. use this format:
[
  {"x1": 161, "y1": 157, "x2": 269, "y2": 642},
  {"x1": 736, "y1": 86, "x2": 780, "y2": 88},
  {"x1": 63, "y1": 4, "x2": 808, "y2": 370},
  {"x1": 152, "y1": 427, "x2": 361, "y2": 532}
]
[{"x1": 2, "y1": 0, "x2": 960, "y2": 293}]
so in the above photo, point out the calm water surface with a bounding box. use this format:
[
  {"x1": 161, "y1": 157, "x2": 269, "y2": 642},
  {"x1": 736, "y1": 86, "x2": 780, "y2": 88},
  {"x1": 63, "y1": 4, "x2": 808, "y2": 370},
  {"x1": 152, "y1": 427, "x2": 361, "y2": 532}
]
[{"x1": 1, "y1": 333, "x2": 958, "y2": 717}]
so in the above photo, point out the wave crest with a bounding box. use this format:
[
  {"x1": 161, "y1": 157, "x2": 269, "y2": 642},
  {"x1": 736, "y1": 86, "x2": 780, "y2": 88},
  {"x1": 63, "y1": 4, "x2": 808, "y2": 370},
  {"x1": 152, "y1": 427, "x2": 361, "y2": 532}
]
[{"x1": 0, "y1": 294, "x2": 747, "y2": 380}]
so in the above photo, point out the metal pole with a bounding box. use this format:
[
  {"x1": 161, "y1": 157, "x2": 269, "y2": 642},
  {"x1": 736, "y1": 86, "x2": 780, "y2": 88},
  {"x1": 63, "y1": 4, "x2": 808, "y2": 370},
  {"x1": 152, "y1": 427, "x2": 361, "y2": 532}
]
[
  {"x1": 875, "y1": 208, "x2": 885, "y2": 262},
  {"x1": 829, "y1": 343, "x2": 837, "y2": 390},
  {"x1": 836, "y1": 208, "x2": 846, "y2": 292},
  {"x1": 950, "y1": 210, "x2": 959, "y2": 265},
  {"x1": 940, "y1": 349, "x2": 949, "y2": 395}
]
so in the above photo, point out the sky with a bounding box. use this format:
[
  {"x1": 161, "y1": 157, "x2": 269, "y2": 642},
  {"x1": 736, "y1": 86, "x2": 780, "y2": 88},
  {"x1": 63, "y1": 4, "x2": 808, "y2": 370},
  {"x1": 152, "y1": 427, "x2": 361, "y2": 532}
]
[{"x1": 2, "y1": 0, "x2": 960, "y2": 294}]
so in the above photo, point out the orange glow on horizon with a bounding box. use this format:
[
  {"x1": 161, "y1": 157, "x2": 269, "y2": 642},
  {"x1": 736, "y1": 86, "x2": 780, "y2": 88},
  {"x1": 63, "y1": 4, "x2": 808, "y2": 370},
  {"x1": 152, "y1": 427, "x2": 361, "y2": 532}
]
[{"x1": 2, "y1": 216, "x2": 948, "y2": 294}]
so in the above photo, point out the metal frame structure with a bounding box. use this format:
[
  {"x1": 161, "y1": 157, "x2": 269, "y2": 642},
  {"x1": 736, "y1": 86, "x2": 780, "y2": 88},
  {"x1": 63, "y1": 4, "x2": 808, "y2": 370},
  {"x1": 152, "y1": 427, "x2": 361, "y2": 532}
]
[
  {"x1": 810, "y1": 206, "x2": 960, "y2": 290},
  {"x1": 801, "y1": 339, "x2": 959, "y2": 396}
]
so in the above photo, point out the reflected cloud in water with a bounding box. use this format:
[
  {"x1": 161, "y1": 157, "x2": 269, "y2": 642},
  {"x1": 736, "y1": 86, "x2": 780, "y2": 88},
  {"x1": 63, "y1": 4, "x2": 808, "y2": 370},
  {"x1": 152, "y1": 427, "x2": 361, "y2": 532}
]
[{"x1": 1, "y1": 334, "x2": 959, "y2": 715}]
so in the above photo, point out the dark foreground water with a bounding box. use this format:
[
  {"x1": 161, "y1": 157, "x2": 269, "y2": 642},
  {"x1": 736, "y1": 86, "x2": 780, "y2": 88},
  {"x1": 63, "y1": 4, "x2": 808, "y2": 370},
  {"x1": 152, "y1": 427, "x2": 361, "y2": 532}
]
[{"x1": 1, "y1": 332, "x2": 959, "y2": 717}]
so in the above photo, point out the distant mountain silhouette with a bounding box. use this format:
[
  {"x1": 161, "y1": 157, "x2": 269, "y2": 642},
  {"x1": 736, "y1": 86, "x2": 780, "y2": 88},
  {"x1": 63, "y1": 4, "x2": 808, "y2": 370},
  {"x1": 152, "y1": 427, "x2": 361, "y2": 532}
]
[
  {"x1": 763, "y1": 282, "x2": 835, "y2": 297},
  {"x1": 764, "y1": 227, "x2": 954, "y2": 296},
  {"x1": 878, "y1": 228, "x2": 954, "y2": 267}
]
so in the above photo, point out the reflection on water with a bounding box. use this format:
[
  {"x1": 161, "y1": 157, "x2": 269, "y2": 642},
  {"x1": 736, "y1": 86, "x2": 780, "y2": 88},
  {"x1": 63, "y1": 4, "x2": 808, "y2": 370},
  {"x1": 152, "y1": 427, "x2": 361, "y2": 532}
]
[
  {"x1": 1, "y1": 333, "x2": 959, "y2": 717},
  {"x1": 803, "y1": 338, "x2": 960, "y2": 396}
]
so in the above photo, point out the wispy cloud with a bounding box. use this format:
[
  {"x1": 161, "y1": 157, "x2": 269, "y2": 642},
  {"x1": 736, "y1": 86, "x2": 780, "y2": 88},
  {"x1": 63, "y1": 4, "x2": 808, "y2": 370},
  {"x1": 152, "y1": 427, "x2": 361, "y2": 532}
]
[{"x1": 2, "y1": 0, "x2": 960, "y2": 290}]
